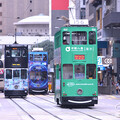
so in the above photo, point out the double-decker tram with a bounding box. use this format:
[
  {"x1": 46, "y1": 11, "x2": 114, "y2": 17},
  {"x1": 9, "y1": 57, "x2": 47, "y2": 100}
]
[
  {"x1": 28, "y1": 48, "x2": 48, "y2": 93},
  {"x1": 54, "y1": 25, "x2": 98, "y2": 106},
  {"x1": 4, "y1": 44, "x2": 28, "y2": 97}
]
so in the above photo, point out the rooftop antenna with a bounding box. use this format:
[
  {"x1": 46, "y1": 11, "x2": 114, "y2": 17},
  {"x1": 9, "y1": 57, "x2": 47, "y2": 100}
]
[{"x1": 14, "y1": 28, "x2": 18, "y2": 44}]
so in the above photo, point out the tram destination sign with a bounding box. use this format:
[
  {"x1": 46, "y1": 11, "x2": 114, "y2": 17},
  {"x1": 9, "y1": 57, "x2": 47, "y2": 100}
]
[
  {"x1": 74, "y1": 55, "x2": 85, "y2": 60},
  {"x1": 102, "y1": 58, "x2": 113, "y2": 65}
]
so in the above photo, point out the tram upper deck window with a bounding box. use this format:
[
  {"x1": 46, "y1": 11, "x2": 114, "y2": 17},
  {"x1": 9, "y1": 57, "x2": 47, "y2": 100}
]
[
  {"x1": 12, "y1": 49, "x2": 20, "y2": 57},
  {"x1": 89, "y1": 31, "x2": 96, "y2": 44},
  {"x1": 75, "y1": 64, "x2": 85, "y2": 79},
  {"x1": 13, "y1": 70, "x2": 20, "y2": 78},
  {"x1": 63, "y1": 32, "x2": 70, "y2": 45},
  {"x1": 6, "y1": 69, "x2": 12, "y2": 79},
  {"x1": 21, "y1": 69, "x2": 27, "y2": 79},
  {"x1": 34, "y1": 54, "x2": 42, "y2": 61},
  {"x1": 63, "y1": 64, "x2": 73, "y2": 79},
  {"x1": 6, "y1": 50, "x2": 10, "y2": 57},
  {"x1": 22, "y1": 49, "x2": 27, "y2": 57},
  {"x1": 43, "y1": 54, "x2": 47, "y2": 61},
  {"x1": 30, "y1": 54, "x2": 33, "y2": 61},
  {"x1": 72, "y1": 32, "x2": 87, "y2": 45},
  {"x1": 0, "y1": 60, "x2": 3, "y2": 68},
  {"x1": 86, "y1": 64, "x2": 96, "y2": 79}
]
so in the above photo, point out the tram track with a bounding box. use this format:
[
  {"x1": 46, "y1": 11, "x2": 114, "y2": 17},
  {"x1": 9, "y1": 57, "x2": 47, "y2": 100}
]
[
  {"x1": 10, "y1": 97, "x2": 62, "y2": 120},
  {"x1": 32, "y1": 94, "x2": 118, "y2": 120},
  {"x1": 31, "y1": 95, "x2": 101, "y2": 120},
  {"x1": 10, "y1": 98, "x2": 35, "y2": 120}
]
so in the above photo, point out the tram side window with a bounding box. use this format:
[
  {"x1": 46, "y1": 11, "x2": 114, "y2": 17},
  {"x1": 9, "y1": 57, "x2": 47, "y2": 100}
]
[
  {"x1": 12, "y1": 49, "x2": 21, "y2": 57},
  {"x1": 75, "y1": 64, "x2": 85, "y2": 79},
  {"x1": 13, "y1": 70, "x2": 20, "y2": 78},
  {"x1": 72, "y1": 32, "x2": 87, "y2": 45},
  {"x1": 6, "y1": 69, "x2": 12, "y2": 79},
  {"x1": 63, "y1": 64, "x2": 73, "y2": 79},
  {"x1": 86, "y1": 64, "x2": 96, "y2": 79},
  {"x1": 30, "y1": 54, "x2": 33, "y2": 61},
  {"x1": 63, "y1": 32, "x2": 70, "y2": 45},
  {"x1": 30, "y1": 71, "x2": 35, "y2": 80},
  {"x1": 89, "y1": 31, "x2": 96, "y2": 44},
  {"x1": 34, "y1": 54, "x2": 42, "y2": 61},
  {"x1": 43, "y1": 54, "x2": 47, "y2": 61},
  {"x1": 22, "y1": 49, "x2": 27, "y2": 57},
  {"x1": 6, "y1": 50, "x2": 10, "y2": 57},
  {"x1": 21, "y1": 69, "x2": 27, "y2": 79}
]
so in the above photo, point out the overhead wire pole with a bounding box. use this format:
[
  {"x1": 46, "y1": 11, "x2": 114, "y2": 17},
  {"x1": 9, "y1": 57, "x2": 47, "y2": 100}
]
[{"x1": 14, "y1": 28, "x2": 17, "y2": 44}]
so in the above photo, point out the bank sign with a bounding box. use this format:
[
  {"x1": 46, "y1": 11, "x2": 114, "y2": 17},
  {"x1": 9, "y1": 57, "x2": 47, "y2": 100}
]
[{"x1": 97, "y1": 56, "x2": 113, "y2": 70}]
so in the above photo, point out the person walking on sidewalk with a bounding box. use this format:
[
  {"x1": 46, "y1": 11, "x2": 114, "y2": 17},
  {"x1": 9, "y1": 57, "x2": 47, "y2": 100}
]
[{"x1": 115, "y1": 82, "x2": 120, "y2": 95}]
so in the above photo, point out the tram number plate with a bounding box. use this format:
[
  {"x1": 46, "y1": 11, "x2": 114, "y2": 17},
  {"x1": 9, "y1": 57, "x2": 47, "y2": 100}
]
[{"x1": 37, "y1": 84, "x2": 40, "y2": 87}]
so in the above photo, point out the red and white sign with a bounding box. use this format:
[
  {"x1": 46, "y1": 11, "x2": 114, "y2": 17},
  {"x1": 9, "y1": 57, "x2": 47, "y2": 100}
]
[
  {"x1": 52, "y1": 0, "x2": 69, "y2": 10},
  {"x1": 0, "y1": 69, "x2": 4, "y2": 74}
]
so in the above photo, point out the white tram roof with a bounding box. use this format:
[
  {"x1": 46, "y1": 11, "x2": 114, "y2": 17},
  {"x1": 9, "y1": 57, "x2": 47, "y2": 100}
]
[
  {"x1": 69, "y1": 19, "x2": 89, "y2": 26},
  {"x1": 32, "y1": 48, "x2": 43, "y2": 52}
]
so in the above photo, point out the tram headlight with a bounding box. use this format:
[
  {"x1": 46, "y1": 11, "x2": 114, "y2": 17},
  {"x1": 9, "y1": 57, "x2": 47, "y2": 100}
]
[{"x1": 77, "y1": 88, "x2": 83, "y2": 95}]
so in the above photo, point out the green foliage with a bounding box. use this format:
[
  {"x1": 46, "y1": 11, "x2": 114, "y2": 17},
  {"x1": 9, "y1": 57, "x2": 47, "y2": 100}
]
[{"x1": 33, "y1": 40, "x2": 54, "y2": 64}]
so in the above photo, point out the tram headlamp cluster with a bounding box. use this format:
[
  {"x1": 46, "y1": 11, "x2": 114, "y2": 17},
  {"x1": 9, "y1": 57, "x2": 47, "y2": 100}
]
[{"x1": 77, "y1": 88, "x2": 83, "y2": 95}]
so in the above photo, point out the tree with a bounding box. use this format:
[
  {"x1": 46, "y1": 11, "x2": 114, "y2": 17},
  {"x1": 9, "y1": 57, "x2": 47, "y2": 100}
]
[{"x1": 33, "y1": 40, "x2": 54, "y2": 64}]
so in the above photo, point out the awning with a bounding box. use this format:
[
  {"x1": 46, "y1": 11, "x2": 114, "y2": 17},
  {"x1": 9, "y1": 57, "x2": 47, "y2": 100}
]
[{"x1": 98, "y1": 41, "x2": 108, "y2": 48}]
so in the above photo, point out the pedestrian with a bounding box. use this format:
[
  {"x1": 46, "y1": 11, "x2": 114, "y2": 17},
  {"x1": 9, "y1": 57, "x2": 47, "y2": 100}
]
[{"x1": 115, "y1": 82, "x2": 119, "y2": 95}]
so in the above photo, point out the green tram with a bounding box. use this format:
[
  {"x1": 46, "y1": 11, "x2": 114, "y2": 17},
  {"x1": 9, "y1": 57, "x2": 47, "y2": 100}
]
[{"x1": 54, "y1": 26, "x2": 98, "y2": 106}]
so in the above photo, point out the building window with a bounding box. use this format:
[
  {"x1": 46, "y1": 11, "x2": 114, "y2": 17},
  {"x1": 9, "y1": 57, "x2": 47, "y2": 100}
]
[
  {"x1": 30, "y1": 9, "x2": 32, "y2": 12},
  {"x1": 0, "y1": 12, "x2": 2, "y2": 16},
  {"x1": 0, "y1": 29, "x2": 2, "y2": 33},
  {"x1": 80, "y1": 8, "x2": 86, "y2": 19},
  {"x1": 97, "y1": 9, "x2": 100, "y2": 21},
  {"x1": 0, "y1": 21, "x2": 2, "y2": 25},
  {"x1": 83, "y1": 0, "x2": 86, "y2": 5},
  {"x1": 0, "y1": 3, "x2": 2, "y2": 7}
]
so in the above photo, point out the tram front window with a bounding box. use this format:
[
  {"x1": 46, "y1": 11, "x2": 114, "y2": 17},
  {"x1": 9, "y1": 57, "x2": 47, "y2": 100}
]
[
  {"x1": 6, "y1": 69, "x2": 12, "y2": 79},
  {"x1": 86, "y1": 64, "x2": 96, "y2": 79},
  {"x1": 34, "y1": 54, "x2": 42, "y2": 61},
  {"x1": 36, "y1": 72, "x2": 41, "y2": 80},
  {"x1": 72, "y1": 31, "x2": 87, "y2": 45},
  {"x1": 43, "y1": 54, "x2": 47, "y2": 61},
  {"x1": 22, "y1": 49, "x2": 27, "y2": 57},
  {"x1": 21, "y1": 69, "x2": 27, "y2": 79},
  {"x1": 75, "y1": 64, "x2": 85, "y2": 79},
  {"x1": 41, "y1": 71, "x2": 47, "y2": 81},
  {"x1": 89, "y1": 31, "x2": 96, "y2": 44},
  {"x1": 30, "y1": 54, "x2": 33, "y2": 61},
  {"x1": 12, "y1": 49, "x2": 21, "y2": 57},
  {"x1": 30, "y1": 71, "x2": 35, "y2": 80},
  {"x1": 6, "y1": 50, "x2": 10, "y2": 57},
  {"x1": 13, "y1": 70, "x2": 20, "y2": 78},
  {"x1": 63, "y1": 64, "x2": 73, "y2": 79},
  {"x1": 63, "y1": 32, "x2": 70, "y2": 45}
]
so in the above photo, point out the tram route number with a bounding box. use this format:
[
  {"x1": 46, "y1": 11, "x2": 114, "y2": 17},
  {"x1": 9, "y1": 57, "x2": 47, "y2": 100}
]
[{"x1": 102, "y1": 58, "x2": 113, "y2": 65}]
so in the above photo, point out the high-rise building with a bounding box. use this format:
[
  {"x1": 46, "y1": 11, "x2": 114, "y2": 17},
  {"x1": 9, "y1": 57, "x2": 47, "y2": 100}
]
[{"x1": 0, "y1": 0, "x2": 49, "y2": 36}]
